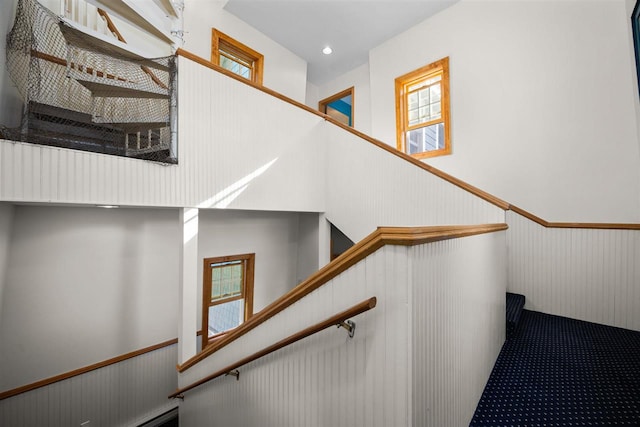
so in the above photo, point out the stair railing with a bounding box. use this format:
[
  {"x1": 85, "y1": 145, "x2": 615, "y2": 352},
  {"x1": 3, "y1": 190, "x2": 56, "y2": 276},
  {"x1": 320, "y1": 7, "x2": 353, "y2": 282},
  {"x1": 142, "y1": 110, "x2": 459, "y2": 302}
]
[
  {"x1": 61, "y1": 0, "x2": 110, "y2": 37},
  {"x1": 168, "y1": 297, "x2": 377, "y2": 399}
]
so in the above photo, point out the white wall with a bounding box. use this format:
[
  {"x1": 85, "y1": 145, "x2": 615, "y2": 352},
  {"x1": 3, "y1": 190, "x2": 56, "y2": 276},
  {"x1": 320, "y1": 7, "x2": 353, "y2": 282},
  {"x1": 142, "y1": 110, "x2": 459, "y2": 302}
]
[
  {"x1": 197, "y1": 209, "x2": 318, "y2": 328},
  {"x1": 0, "y1": 0, "x2": 22, "y2": 129},
  {"x1": 0, "y1": 203, "x2": 14, "y2": 320},
  {"x1": 0, "y1": 205, "x2": 180, "y2": 391},
  {"x1": 182, "y1": 0, "x2": 308, "y2": 103},
  {"x1": 307, "y1": 62, "x2": 373, "y2": 135},
  {"x1": 296, "y1": 212, "x2": 320, "y2": 284},
  {"x1": 369, "y1": 0, "x2": 640, "y2": 223}
]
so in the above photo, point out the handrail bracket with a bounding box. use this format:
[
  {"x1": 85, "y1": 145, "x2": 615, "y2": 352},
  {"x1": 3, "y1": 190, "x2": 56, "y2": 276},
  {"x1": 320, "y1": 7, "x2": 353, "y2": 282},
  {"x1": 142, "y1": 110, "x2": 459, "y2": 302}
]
[
  {"x1": 337, "y1": 320, "x2": 356, "y2": 338},
  {"x1": 225, "y1": 369, "x2": 240, "y2": 381}
]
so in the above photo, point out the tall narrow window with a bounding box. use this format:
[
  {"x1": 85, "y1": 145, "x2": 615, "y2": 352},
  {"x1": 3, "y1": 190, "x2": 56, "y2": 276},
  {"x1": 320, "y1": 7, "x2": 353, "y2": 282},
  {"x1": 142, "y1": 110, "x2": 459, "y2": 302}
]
[
  {"x1": 395, "y1": 57, "x2": 450, "y2": 158},
  {"x1": 202, "y1": 253, "x2": 255, "y2": 349},
  {"x1": 211, "y1": 29, "x2": 264, "y2": 85}
]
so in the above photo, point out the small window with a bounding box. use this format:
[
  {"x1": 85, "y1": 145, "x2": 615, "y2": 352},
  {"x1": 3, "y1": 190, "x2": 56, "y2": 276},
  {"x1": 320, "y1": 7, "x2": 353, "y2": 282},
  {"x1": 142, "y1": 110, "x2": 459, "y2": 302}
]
[
  {"x1": 319, "y1": 87, "x2": 354, "y2": 127},
  {"x1": 211, "y1": 29, "x2": 264, "y2": 85},
  {"x1": 202, "y1": 253, "x2": 255, "y2": 348},
  {"x1": 395, "y1": 57, "x2": 450, "y2": 158}
]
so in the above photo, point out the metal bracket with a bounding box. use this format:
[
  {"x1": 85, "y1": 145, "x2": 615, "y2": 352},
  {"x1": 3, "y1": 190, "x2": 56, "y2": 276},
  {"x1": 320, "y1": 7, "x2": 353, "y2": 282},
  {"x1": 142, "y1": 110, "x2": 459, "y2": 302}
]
[
  {"x1": 337, "y1": 320, "x2": 356, "y2": 338},
  {"x1": 175, "y1": 394, "x2": 184, "y2": 400},
  {"x1": 225, "y1": 369, "x2": 240, "y2": 381}
]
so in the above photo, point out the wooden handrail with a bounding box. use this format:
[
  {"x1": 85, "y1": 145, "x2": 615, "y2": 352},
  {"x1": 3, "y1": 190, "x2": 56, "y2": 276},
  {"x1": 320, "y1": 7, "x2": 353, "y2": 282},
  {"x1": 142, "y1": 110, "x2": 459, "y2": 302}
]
[
  {"x1": 510, "y1": 205, "x2": 640, "y2": 230},
  {"x1": 178, "y1": 223, "x2": 507, "y2": 372},
  {"x1": 169, "y1": 297, "x2": 377, "y2": 399},
  {"x1": 31, "y1": 49, "x2": 128, "y2": 82},
  {"x1": 97, "y1": 8, "x2": 168, "y2": 90},
  {"x1": 176, "y1": 49, "x2": 640, "y2": 230},
  {"x1": 0, "y1": 338, "x2": 178, "y2": 400}
]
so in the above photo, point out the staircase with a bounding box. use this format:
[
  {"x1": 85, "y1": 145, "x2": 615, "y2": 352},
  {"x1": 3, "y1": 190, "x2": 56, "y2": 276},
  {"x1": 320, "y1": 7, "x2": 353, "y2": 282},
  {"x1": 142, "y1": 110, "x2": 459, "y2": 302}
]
[
  {"x1": 505, "y1": 292, "x2": 525, "y2": 339},
  {"x1": 3, "y1": 0, "x2": 176, "y2": 163}
]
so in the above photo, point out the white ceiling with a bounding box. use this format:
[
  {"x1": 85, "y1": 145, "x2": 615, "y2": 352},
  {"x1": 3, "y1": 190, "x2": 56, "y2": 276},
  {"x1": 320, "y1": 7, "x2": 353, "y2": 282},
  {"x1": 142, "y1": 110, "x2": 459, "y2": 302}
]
[{"x1": 224, "y1": 0, "x2": 459, "y2": 86}]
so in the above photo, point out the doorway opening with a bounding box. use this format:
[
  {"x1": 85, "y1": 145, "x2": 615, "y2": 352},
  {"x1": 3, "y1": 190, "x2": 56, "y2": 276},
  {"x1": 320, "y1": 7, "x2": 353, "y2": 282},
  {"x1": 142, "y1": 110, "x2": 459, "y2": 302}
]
[{"x1": 319, "y1": 87, "x2": 354, "y2": 127}]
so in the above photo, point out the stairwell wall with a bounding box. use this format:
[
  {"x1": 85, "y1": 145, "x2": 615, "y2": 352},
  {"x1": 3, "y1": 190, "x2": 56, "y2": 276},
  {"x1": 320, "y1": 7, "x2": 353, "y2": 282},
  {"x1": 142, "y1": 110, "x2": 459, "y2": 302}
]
[
  {"x1": 368, "y1": 0, "x2": 640, "y2": 223},
  {"x1": 323, "y1": 124, "x2": 505, "y2": 243},
  {"x1": 507, "y1": 211, "x2": 640, "y2": 332},
  {"x1": 0, "y1": 343, "x2": 178, "y2": 427},
  {"x1": 0, "y1": 205, "x2": 181, "y2": 392},
  {"x1": 178, "y1": 231, "x2": 506, "y2": 427}
]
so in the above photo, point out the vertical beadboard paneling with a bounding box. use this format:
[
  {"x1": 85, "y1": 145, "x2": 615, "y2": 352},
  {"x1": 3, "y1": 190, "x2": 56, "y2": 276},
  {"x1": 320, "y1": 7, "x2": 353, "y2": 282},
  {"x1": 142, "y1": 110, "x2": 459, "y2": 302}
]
[
  {"x1": 507, "y1": 210, "x2": 640, "y2": 331},
  {"x1": 180, "y1": 232, "x2": 506, "y2": 427},
  {"x1": 0, "y1": 343, "x2": 178, "y2": 427},
  {"x1": 324, "y1": 127, "x2": 505, "y2": 242},
  {"x1": 411, "y1": 231, "x2": 506, "y2": 426},
  {"x1": 180, "y1": 245, "x2": 411, "y2": 427}
]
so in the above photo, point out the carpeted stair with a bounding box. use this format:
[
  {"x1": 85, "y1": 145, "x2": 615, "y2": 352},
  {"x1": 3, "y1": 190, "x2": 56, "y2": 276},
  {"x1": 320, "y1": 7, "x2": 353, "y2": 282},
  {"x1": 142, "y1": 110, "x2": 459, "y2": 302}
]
[{"x1": 506, "y1": 292, "x2": 525, "y2": 339}]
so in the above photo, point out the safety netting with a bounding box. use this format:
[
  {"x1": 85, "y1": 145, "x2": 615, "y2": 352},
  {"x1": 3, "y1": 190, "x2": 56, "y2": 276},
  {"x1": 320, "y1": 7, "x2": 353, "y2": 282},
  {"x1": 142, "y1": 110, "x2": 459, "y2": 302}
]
[{"x1": 2, "y1": 0, "x2": 177, "y2": 164}]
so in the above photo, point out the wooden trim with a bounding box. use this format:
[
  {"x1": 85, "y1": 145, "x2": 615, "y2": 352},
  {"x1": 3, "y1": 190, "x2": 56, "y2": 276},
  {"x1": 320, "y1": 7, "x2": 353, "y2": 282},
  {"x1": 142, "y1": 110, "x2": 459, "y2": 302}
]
[
  {"x1": 170, "y1": 297, "x2": 377, "y2": 399},
  {"x1": 96, "y1": 8, "x2": 168, "y2": 90},
  {"x1": 178, "y1": 223, "x2": 507, "y2": 372},
  {"x1": 97, "y1": 8, "x2": 126, "y2": 42},
  {"x1": 174, "y1": 49, "x2": 640, "y2": 229},
  {"x1": 510, "y1": 205, "x2": 640, "y2": 230},
  {"x1": 318, "y1": 87, "x2": 354, "y2": 127},
  {"x1": 0, "y1": 338, "x2": 178, "y2": 401},
  {"x1": 31, "y1": 49, "x2": 127, "y2": 82}
]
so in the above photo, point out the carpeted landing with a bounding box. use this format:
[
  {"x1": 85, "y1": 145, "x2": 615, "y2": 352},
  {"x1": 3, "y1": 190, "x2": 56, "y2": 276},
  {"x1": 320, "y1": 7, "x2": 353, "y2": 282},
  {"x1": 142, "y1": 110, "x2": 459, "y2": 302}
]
[{"x1": 470, "y1": 309, "x2": 640, "y2": 426}]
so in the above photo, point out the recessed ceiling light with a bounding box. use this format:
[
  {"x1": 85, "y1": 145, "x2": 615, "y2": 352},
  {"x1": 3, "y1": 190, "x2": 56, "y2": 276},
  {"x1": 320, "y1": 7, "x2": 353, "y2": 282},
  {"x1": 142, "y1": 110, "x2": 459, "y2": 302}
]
[
  {"x1": 97, "y1": 205, "x2": 119, "y2": 209},
  {"x1": 322, "y1": 46, "x2": 333, "y2": 55}
]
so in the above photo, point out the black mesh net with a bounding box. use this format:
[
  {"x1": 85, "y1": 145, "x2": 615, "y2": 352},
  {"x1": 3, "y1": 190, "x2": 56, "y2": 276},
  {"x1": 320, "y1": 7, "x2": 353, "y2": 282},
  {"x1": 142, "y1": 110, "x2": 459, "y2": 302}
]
[{"x1": 2, "y1": 0, "x2": 177, "y2": 164}]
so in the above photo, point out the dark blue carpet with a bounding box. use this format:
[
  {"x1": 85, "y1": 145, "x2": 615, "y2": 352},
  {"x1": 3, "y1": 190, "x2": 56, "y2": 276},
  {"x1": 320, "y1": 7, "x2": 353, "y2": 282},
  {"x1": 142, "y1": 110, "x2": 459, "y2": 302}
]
[{"x1": 470, "y1": 310, "x2": 640, "y2": 426}]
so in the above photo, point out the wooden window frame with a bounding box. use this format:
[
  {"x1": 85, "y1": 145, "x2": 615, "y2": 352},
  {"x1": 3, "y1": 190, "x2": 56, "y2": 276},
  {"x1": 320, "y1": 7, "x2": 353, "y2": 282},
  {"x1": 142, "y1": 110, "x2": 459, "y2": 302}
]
[
  {"x1": 201, "y1": 253, "x2": 255, "y2": 349},
  {"x1": 318, "y1": 87, "x2": 355, "y2": 127},
  {"x1": 395, "y1": 57, "x2": 451, "y2": 159},
  {"x1": 211, "y1": 28, "x2": 264, "y2": 85}
]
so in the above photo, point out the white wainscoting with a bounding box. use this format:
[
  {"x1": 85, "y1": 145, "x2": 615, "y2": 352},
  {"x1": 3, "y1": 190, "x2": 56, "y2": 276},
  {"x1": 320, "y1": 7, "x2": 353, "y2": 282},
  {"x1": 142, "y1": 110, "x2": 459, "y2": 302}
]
[
  {"x1": 179, "y1": 231, "x2": 506, "y2": 427},
  {"x1": 0, "y1": 343, "x2": 178, "y2": 427},
  {"x1": 507, "y1": 210, "x2": 640, "y2": 331},
  {"x1": 411, "y1": 232, "x2": 506, "y2": 426},
  {"x1": 324, "y1": 126, "x2": 506, "y2": 242}
]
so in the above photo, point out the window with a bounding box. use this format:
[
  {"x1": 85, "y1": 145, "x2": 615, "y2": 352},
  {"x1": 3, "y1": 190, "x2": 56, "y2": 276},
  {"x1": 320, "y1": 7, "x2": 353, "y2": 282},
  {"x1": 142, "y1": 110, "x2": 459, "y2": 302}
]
[
  {"x1": 211, "y1": 29, "x2": 264, "y2": 85},
  {"x1": 202, "y1": 253, "x2": 255, "y2": 348},
  {"x1": 395, "y1": 57, "x2": 450, "y2": 158},
  {"x1": 319, "y1": 87, "x2": 354, "y2": 127}
]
